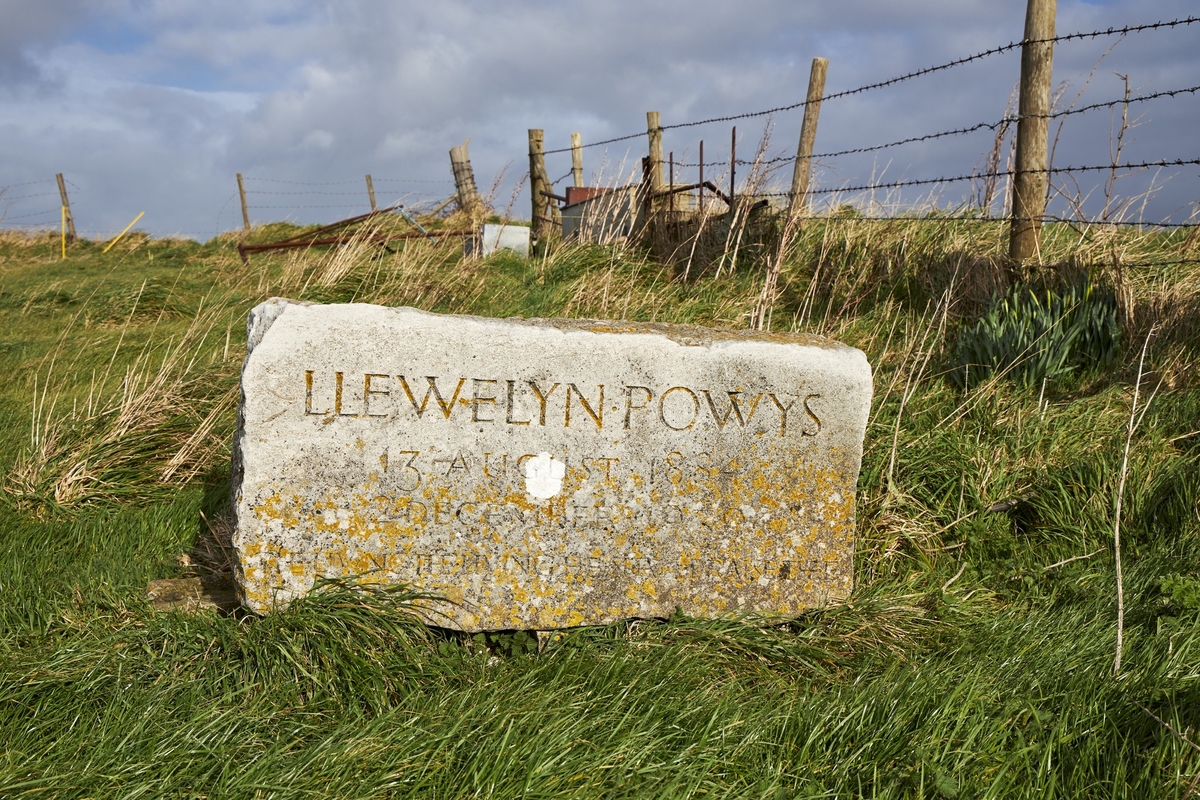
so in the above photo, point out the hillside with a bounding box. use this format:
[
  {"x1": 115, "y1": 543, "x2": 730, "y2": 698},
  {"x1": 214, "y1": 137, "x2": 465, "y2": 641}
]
[{"x1": 0, "y1": 215, "x2": 1198, "y2": 798}]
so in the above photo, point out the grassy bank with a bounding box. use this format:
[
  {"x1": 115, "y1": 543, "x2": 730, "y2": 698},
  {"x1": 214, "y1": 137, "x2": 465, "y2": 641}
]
[{"x1": 0, "y1": 214, "x2": 1198, "y2": 798}]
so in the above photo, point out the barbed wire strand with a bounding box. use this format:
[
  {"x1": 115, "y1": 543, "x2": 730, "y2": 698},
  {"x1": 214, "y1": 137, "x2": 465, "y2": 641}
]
[
  {"x1": 0, "y1": 192, "x2": 63, "y2": 202},
  {"x1": 671, "y1": 84, "x2": 1200, "y2": 168},
  {"x1": 249, "y1": 189, "x2": 386, "y2": 196},
  {"x1": 0, "y1": 179, "x2": 57, "y2": 191},
  {"x1": 544, "y1": 15, "x2": 1200, "y2": 155},
  {"x1": 775, "y1": 213, "x2": 1198, "y2": 229},
  {"x1": 247, "y1": 204, "x2": 376, "y2": 210},
  {"x1": 747, "y1": 157, "x2": 1200, "y2": 198},
  {"x1": 370, "y1": 178, "x2": 455, "y2": 185},
  {"x1": 0, "y1": 208, "x2": 63, "y2": 221},
  {"x1": 244, "y1": 176, "x2": 452, "y2": 186}
]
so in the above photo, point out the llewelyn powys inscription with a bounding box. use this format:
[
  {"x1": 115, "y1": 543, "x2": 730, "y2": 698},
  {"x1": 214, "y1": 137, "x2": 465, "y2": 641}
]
[{"x1": 232, "y1": 299, "x2": 873, "y2": 630}]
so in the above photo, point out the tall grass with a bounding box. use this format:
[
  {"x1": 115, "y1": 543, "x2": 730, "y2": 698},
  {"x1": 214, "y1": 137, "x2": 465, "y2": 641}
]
[{"x1": 0, "y1": 215, "x2": 1197, "y2": 796}]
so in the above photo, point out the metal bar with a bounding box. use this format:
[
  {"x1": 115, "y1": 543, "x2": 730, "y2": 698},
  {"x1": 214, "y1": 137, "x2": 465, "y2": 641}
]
[
  {"x1": 261, "y1": 203, "x2": 405, "y2": 247},
  {"x1": 649, "y1": 181, "x2": 732, "y2": 204},
  {"x1": 239, "y1": 229, "x2": 472, "y2": 256},
  {"x1": 398, "y1": 206, "x2": 436, "y2": 243}
]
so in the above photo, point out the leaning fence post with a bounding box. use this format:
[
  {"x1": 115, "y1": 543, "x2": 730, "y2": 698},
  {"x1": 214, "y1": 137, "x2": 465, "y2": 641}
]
[
  {"x1": 365, "y1": 174, "x2": 377, "y2": 213},
  {"x1": 571, "y1": 132, "x2": 584, "y2": 189},
  {"x1": 788, "y1": 57, "x2": 828, "y2": 221},
  {"x1": 1009, "y1": 0, "x2": 1056, "y2": 265},
  {"x1": 449, "y1": 141, "x2": 482, "y2": 217},
  {"x1": 237, "y1": 173, "x2": 251, "y2": 231},
  {"x1": 56, "y1": 173, "x2": 76, "y2": 241},
  {"x1": 529, "y1": 129, "x2": 551, "y2": 245}
]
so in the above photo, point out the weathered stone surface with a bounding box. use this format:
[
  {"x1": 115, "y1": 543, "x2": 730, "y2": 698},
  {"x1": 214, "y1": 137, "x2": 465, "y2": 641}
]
[{"x1": 232, "y1": 300, "x2": 872, "y2": 630}]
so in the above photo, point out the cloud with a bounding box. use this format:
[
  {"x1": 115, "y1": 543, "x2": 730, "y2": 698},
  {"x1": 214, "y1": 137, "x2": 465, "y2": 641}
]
[
  {"x1": 0, "y1": 0, "x2": 1196, "y2": 237},
  {"x1": 0, "y1": 0, "x2": 87, "y2": 84}
]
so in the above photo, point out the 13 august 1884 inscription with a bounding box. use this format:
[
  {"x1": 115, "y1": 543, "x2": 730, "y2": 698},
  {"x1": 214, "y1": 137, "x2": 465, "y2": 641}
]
[{"x1": 232, "y1": 299, "x2": 873, "y2": 630}]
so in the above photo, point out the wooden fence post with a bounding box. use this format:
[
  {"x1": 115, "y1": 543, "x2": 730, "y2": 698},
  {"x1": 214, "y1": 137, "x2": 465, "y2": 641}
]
[
  {"x1": 55, "y1": 173, "x2": 76, "y2": 241},
  {"x1": 365, "y1": 174, "x2": 377, "y2": 212},
  {"x1": 449, "y1": 141, "x2": 482, "y2": 217},
  {"x1": 788, "y1": 57, "x2": 829, "y2": 220},
  {"x1": 646, "y1": 112, "x2": 665, "y2": 195},
  {"x1": 1009, "y1": 0, "x2": 1056, "y2": 265},
  {"x1": 237, "y1": 173, "x2": 250, "y2": 231},
  {"x1": 529, "y1": 129, "x2": 553, "y2": 244},
  {"x1": 571, "y1": 132, "x2": 584, "y2": 189}
]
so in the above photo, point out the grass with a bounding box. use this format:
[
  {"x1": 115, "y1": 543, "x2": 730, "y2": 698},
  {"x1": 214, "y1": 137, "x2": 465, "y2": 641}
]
[{"x1": 0, "y1": 211, "x2": 1198, "y2": 797}]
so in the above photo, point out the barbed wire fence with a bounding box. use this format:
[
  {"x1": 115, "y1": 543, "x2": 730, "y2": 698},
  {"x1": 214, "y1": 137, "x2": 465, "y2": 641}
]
[
  {"x1": 0, "y1": 179, "x2": 62, "y2": 231},
  {"x1": 229, "y1": 175, "x2": 456, "y2": 232},
  {"x1": 0, "y1": 173, "x2": 457, "y2": 242},
  {"x1": 3, "y1": 14, "x2": 1197, "y2": 246},
  {"x1": 536, "y1": 14, "x2": 1199, "y2": 239}
]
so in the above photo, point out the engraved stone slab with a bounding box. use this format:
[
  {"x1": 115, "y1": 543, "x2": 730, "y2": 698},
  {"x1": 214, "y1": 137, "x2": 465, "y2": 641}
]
[{"x1": 232, "y1": 299, "x2": 873, "y2": 630}]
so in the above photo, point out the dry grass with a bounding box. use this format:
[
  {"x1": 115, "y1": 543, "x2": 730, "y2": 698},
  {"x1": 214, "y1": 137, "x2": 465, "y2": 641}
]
[{"x1": 6, "y1": 286, "x2": 238, "y2": 511}]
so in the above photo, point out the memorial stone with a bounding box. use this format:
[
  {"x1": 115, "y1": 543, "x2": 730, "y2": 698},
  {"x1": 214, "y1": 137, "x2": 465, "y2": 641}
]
[{"x1": 232, "y1": 299, "x2": 872, "y2": 630}]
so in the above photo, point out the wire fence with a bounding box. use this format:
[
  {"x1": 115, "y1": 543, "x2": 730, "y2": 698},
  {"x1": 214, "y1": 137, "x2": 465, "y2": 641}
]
[
  {"x1": 543, "y1": 15, "x2": 1200, "y2": 156},
  {"x1": 0, "y1": 178, "x2": 61, "y2": 229},
  {"x1": 541, "y1": 14, "x2": 1199, "y2": 231},
  {"x1": 2, "y1": 13, "x2": 1198, "y2": 239},
  {"x1": 237, "y1": 175, "x2": 453, "y2": 217},
  {"x1": 0, "y1": 174, "x2": 456, "y2": 240}
]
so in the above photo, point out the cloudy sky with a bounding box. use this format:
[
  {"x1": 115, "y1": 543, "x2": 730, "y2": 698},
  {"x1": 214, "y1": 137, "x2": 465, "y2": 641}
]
[{"x1": 0, "y1": 0, "x2": 1196, "y2": 238}]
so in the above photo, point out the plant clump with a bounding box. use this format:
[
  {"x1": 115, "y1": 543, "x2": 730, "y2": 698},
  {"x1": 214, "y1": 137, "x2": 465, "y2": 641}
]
[{"x1": 951, "y1": 276, "x2": 1121, "y2": 388}]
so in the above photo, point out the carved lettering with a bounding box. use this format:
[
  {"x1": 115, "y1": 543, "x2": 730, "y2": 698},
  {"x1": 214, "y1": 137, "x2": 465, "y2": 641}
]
[
  {"x1": 526, "y1": 381, "x2": 560, "y2": 426},
  {"x1": 659, "y1": 386, "x2": 700, "y2": 431},
  {"x1": 399, "y1": 376, "x2": 467, "y2": 419},
  {"x1": 803, "y1": 394, "x2": 823, "y2": 437},
  {"x1": 701, "y1": 390, "x2": 761, "y2": 428},
  {"x1": 304, "y1": 373, "x2": 811, "y2": 435},
  {"x1": 456, "y1": 502, "x2": 480, "y2": 525},
  {"x1": 433, "y1": 452, "x2": 471, "y2": 478},
  {"x1": 766, "y1": 392, "x2": 796, "y2": 435},
  {"x1": 623, "y1": 385, "x2": 654, "y2": 429},
  {"x1": 566, "y1": 383, "x2": 604, "y2": 429},
  {"x1": 591, "y1": 457, "x2": 619, "y2": 482},
  {"x1": 506, "y1": 380, "x2": 531, "y2": 425},
  {"x1": 653, "y1": 451, "x2": 685, "y2": 485},
  {"x1": 377, "y1": 496, "x2": 426, "y2": 525},
  {"x1": 334, "y1": 372, "x2": 358, "y2": 417},
  {"x1": 471, "y1": 379, "x2": 498, "y2": 422},
  {"x1": 304, "y1": 370, "x2": 327, "y2": 416},
  {"x1": 364, "y1": 374, "x2": 390, "y2": 417},
  {"x1": 482, "y1": 452, "x2": 508, "y2": 481},
  {"x1": 382, "y1": 449, "x2": 421, "y2": 490}
]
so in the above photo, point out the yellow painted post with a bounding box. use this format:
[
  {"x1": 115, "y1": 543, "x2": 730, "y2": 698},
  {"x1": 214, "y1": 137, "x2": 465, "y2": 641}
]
[
  {"x1": 61, "y1": 206, "x2": 66, "y2": 259},
  {"x1": 102, "y1": 212, "x2": 145, "y2": 253}
]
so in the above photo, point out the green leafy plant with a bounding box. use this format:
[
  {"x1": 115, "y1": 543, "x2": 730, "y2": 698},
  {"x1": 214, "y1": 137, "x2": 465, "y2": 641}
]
[
  {"x1": 952, "y1": 277, "x2": 1121, "y2": 388},
  {"x1": 1159, "y1": 573, "x2": 1200, "y2": 613}
]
